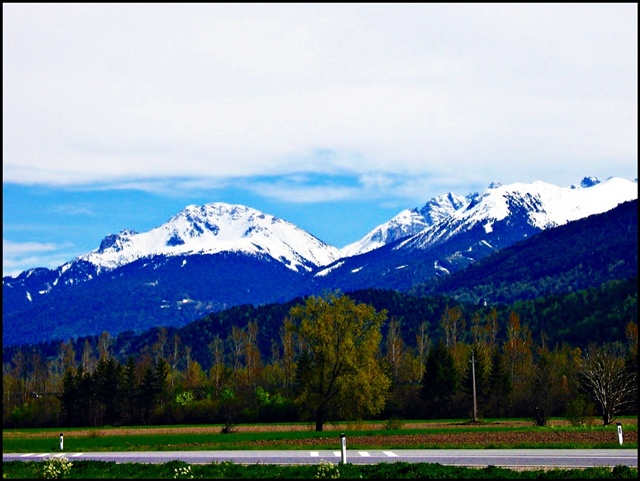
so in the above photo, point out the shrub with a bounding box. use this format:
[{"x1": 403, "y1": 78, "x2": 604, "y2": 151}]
[
  {"x1": 39, "y1": 456, "x2": 73, "y2": 479},
  {"x1": 173, "y1": 465, "x2": 193, "y2": 479},
  {"x1": 384, "y1": 417, "x2": 405, "y2": 430},
  {"x1": 315, "y1": 459, "x2": 340, "y2": 479}
]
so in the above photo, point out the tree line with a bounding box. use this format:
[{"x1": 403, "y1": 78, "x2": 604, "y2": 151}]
[{"x1": 3, "y1": 292, "x2": 637, "y2": 431}]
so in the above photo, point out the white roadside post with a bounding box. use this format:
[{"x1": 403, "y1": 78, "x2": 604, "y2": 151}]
[
  {"x1": 617, "y1": 423, "x2": 623, "y2": 445},
  {"x1": 60, "y1": 433, "x2": 64, "y2": 451},
  {"x1": 340, "y1": 433, "x2": 347, "y2": 464}
]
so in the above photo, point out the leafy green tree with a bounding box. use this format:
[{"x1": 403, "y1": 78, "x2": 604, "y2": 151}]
[{"x1": 288, "y1": 292, "x2": 390, "y2": 431}]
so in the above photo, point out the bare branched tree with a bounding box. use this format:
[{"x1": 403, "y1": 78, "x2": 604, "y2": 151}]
[{"x1": 578, "y1": 343, "x2": 637, "y2": 425}]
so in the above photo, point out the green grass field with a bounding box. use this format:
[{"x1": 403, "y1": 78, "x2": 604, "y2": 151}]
[{"x1": 3, "y1": 418, "x2": 637, "y2": 479}]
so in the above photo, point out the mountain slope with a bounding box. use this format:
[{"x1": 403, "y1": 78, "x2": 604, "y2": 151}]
[
  {"x1": 412, "y1": 198, "x2": 638, "y2": 304},
  {"x1": 2, "y1": 203, "x2": 341, "y2": 346},
  {"x1": 340, "y1": 191, "x2": 472, "y2": 256},
  {"x1": 2, "y1": 176, "x2": 637, "y2": 347},
  {"x1": 313, "y1": 177, "x2": 637, "y2": 292}
]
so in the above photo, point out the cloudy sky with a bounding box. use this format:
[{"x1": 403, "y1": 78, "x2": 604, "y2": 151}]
[{"x1": 3, "y1": 3, "x2": 638, "y2": 277}]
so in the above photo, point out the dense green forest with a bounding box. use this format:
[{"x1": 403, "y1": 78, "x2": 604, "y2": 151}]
[{"x1": 3, "y1": 281, "x2": 637, "y2": 430}]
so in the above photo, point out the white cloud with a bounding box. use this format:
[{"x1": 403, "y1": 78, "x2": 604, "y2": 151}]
[
  {"x1": 3, "y1": 3, "x2": 637, "y2": 194},
  {"x1": 2, "y1": 240, "x2": 73, "y2": 277}
]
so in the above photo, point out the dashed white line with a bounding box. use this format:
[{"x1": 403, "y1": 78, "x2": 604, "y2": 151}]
[
  {"x1": 20, "y1": 454, "x2": 35, "y2": 457},
  {"x1": 310, "y1": 452, "x2": 319, "y2": 457},
  {"x1": 333, "y1": 451, "x2": 341, "y2": 457},
  {"x1": 384, "y1": 451, "x2": 398, "y2": 457},
  {"x1": 36, "y1": 454, "x2": 50, "y2": 457},
  {"x1": 358, "y1": 451, "x2": 371, "y2": 457},
  {"x1": 70, "y1": 453, "x2": 83, "y2": 457}
]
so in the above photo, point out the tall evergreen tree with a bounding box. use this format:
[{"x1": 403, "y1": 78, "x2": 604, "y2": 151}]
[
  {"x1": 60, "y1": 368, "x2": 78, "y2": 426},
  {"x1": 529, "y1": 350, "x2": 555, "y2": 426},
  {"x1": 138, "y1": 366, "x2": 159, "y2": 424},
  {"x1": 94, "y1": 357, "x2": 123, "y2": 425},
  {"x1": 421, "y1": 340, "x2": 459, "y2": 418},
  {"x1": 122, "y1": 356, "x2": 138, "y2": 424},
  {"x1": 487, "y1": 347, "x2": 512, "y2": 418}
]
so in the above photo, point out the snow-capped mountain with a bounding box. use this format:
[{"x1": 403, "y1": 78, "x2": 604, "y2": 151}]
[
  {"x1": 398, "y1": 176, "x2": 638, "y2": 253},
  {"x1": 340, "y1": 192, "x2": 472, "y2": 257},
  {"x1": 81, "y1": 202, "x2": 341, "y2": 273},
  {"x1": 2, "y1": 176, "x2": 637, "y2": 347},
  {"x1": 313, "y1": 176, "x2": 637, "y2": 289}
]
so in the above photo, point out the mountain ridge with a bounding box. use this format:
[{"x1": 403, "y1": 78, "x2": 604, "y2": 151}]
[{"x1": 3, "y1": 176, "x2": 637, "y2": 347}]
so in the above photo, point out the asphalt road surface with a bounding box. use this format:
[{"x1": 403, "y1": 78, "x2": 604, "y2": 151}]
[{"x1": 4, "y1": 449, "x2": 638, "y2": 469}]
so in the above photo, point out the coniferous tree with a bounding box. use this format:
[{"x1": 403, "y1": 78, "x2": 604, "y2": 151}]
[
  {"x1": 122, "y1": 356, "x2": 138, "y2": 424},
  {"x1": 94, "y1": 357, "x2": 122, "y2": 426},
  {"x1": 154, "y1": 358, "x2": 171, "y2": 413},
  {"x1": 529, "y1": 350, "x2": 555, "y2": 426},
  {"x1": 421, "y1": 340, "x2": 459, "y2": 419},
  {"x1": 60, "y1": 368, "x2": 78, "y2": 426},
  {"x1": 138, "y1": 366, "x2": 158, "y2": 424},
  {"x1": 487, "y1": 347, "x2": 512, "y2": 418}
]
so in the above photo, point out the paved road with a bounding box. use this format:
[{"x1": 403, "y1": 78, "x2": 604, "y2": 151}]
[{"x1": 4, "y1": 449, "x2": 638, "y2": 469}]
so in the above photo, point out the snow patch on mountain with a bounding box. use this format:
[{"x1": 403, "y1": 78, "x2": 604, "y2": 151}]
[
  {"x1": 340, "y1": 192, "x2": 470, "y2": 257},
  {"x1": 79, "y1": 203, "x2": 341, "y2": 273},
  {"x1": 397, "y1": 176, "x2": 638, "y2": 252}
]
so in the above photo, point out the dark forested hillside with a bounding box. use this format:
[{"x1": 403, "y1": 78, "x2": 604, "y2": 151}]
[
  {"x1": 3, "y1": 278, "x2": 636, "y2": 372},
  {"x1": 412, "y1": 199, "x2": 638, "y2": 304}
]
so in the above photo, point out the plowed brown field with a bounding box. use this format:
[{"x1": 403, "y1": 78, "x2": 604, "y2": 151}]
[{"x1": 6, "y1": 419, "x2": 636, "y2": 448}]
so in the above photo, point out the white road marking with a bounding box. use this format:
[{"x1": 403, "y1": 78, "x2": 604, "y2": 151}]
[
  {"x1": 384, "y1": 451, "x2": 398, "y2": 457},
  {"x1": 310, "y1": 452, "x2": 319, "y2": 457},
  {"x1": 333, "y1": 451, "x2": 341, "y2": 457},
  {"x1": 20, "y1": 454, "x2": 35, "y2": 457},
  {"x1": 358, "y1": 451, "x2": 370, "y2": 456}
]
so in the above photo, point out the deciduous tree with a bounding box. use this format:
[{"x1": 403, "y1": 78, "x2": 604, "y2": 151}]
[
  {"x1": 578, "y1": 343, "x2": 637, "y2": 425},
  {"x1": 288, "y1": 292, "x2": 390, "y2": 431}
]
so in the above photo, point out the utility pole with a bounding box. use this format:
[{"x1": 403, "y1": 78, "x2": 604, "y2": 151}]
[{"x1": 470, "y1": 350, "x2": 477, "y2": 422}]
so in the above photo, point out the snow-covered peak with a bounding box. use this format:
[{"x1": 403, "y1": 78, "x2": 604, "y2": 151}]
[
  {"x1": 340, "y1": 192, "x2": 470, "y2": 257},
  {"x1": 80, "y1": 202, "x2": 341, "y2": 272},
  {"x1": 340, "y1": 208, "x2": 430, "y2": 257},
  {"x1": 399, "y1": 176, "x2": 638, "y2": 251},
  {"x1": 472, "y1": 176, "x2": 637, "y2": 229}
]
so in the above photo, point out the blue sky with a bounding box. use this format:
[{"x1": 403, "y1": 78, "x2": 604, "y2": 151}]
[{"x1": 3, "y1": 3, "x2": 638, "y2": 277}]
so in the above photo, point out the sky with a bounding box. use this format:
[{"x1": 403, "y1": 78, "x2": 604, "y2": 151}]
[{"x1": 3, "y1": 3, "x2": 638, "y2": 277}]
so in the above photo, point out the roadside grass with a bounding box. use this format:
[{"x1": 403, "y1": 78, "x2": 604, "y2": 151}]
[
  {"x1": 3, "y1": 418, "x2": 637, "y2": 479},
  {"x1": 2, "y1": 459, "x2": 637, "y2": 479}
]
